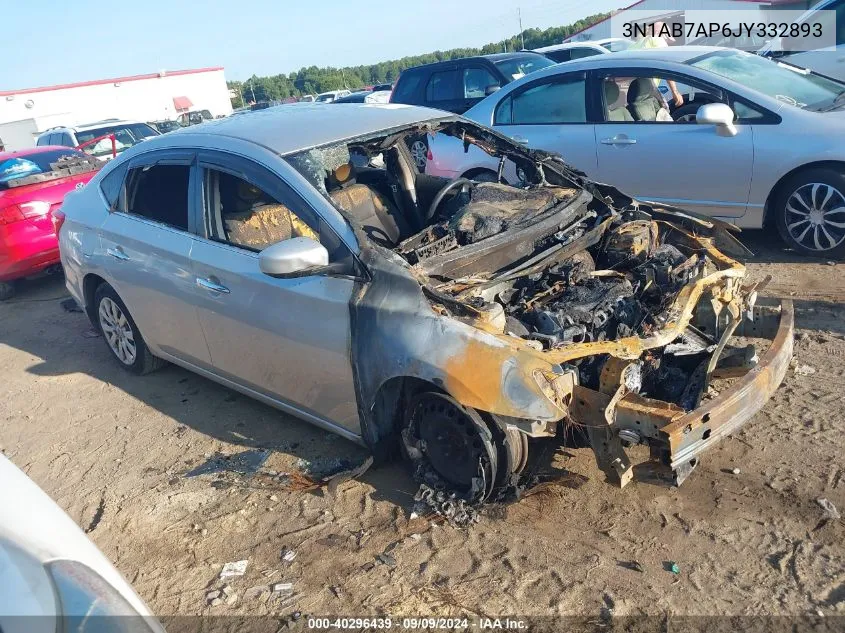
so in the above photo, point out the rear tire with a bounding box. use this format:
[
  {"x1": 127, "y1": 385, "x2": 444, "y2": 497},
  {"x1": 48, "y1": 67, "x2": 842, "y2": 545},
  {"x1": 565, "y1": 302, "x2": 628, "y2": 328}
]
[
  {"x1": 0, "y1": 281, "x2": 15, "y2": 301},
  {"x1": 774, "y1": 167, "x2": 845, "y2": 259},
  {"x1": 94, "y1": 283, "x2": 166, "y2": 374}
]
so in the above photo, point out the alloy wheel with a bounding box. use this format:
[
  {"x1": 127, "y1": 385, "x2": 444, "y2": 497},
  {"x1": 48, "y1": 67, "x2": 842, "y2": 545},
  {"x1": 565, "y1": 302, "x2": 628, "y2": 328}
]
[
  {"x1": 785, "y1": 182, "x2": 845, "y2": 252},
  {"x1": 98, "y1": 297, "x2": 136, "y2": 365},
  {"x1": 410, "y1": 140, "x2": 428, "y2": 170}
]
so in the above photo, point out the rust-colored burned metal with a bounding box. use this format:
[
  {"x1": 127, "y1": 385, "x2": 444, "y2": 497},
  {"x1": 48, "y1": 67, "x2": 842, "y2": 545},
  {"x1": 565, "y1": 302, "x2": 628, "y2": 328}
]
[{"x1": 660, "y1": 300, "x2": 794, "y2": 469}]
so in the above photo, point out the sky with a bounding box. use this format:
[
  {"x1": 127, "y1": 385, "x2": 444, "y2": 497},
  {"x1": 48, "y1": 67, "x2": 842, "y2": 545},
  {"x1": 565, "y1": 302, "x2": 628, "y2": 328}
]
[{"x1": 4, "y1": 0, "x2": 629, "y2": 90}]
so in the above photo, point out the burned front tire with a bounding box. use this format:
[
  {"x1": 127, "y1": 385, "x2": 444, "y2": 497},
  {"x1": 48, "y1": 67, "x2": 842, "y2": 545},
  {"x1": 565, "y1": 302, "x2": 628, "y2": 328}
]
[
  {"x1": 401, "y1": 392, "x2": 531, "y2": 503},
  {"x1": 403, "y1": 392, "x2": 498, "y2": 502}
]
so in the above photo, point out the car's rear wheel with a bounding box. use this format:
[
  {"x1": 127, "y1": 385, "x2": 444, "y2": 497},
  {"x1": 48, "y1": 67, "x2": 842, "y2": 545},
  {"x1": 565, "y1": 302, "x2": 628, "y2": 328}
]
[
  {"x1": 94, "y1": 283, "x2": 165, "y2": 374},
  {"x1": 775, "y1": 167, "x2": 845, "y2": 259}
]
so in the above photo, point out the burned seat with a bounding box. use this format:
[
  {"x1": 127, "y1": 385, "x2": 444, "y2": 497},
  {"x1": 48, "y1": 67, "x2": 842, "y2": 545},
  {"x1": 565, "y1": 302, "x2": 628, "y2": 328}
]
[
  {"x1": 328, "y1": 163, "x2": 408, "y2": 248},
  {"x1": 221, "y1": 178, "x2": 317, "y2": 251}
]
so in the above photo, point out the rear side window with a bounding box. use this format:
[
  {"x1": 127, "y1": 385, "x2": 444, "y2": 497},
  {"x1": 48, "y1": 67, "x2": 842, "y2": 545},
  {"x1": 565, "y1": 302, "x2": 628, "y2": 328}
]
[
  {"x1": 100, "y1": 163, "x2": 128, "y2": 209},
  {"x1": 570, "y1": 47, "x2": 601, "y2": 60},
  {"x1": 425, "y1": 70, "x2": 460, "y2": 102},
  {"x1": 545, "y1": 50, "x2": 571, "y2": 63},
  {"x1": 391, "y1": 70, "x2": 424, "y2": 103},
  {"x1": 494, "y1": 76, "x2": 587, "y2": 125},
  {"x1": 37, "y1": 134, "x2": 51, "y2": 146},
  {"x1": 125, "y1": 164, "x2": 190, "y2": 231}
]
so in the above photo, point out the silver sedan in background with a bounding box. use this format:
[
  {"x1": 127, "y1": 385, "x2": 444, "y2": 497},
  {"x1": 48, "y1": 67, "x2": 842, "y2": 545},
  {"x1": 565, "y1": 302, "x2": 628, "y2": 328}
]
[{"x1": 427, "y1": 46, "x2": 845, "y2": 258}]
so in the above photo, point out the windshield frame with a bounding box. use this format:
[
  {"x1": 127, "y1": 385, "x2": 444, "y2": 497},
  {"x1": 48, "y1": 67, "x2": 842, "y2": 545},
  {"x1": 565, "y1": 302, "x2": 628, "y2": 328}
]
[{"x1": 687, "y1": 49, "x2": 845, "y2": 112}]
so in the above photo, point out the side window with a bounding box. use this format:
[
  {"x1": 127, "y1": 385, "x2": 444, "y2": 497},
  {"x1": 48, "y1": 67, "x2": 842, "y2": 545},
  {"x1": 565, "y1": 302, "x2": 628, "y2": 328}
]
[
  {"x1": 100, "y1": 163, "x2": 128, "y2": 209},
  {"x1": 570, "y1": 47, "x2": 600, "y2": 60},
  {"x1": 732, "y1": 100, "x2": 766, "y2": 122},
  {"x1": 36, "y1": 135, "x2": 49, "y2": 146},
  {"x1": 601, "y1": 73, "x2": 721, "y2": 123},
  {"x1": 125, "y1": 164, "x2": 190, "y2": 231},
  {"x1": 425, "y1": 69, "x2": 460, "y2": 102},
  {"x1": 203, "y1": 168, "x2": 319, "y2": 253},
  {"x1": 494, "y1": 76, "x2": 587, "y2": 125},
  {"x1": 59, "y1": 133, "x2": 73, "y2": 147},
  {"x1": 463, "y1": 67, "x2": 499, "y2": 98},
  {"x1": 546, "y1": 50, "x2": 571, "y2": 63}
]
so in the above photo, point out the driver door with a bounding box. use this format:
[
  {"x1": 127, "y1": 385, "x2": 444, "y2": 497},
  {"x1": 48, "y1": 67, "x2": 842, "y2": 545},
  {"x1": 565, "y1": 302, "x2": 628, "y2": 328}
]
[
  {"x1": 593, "y1": 69, "x2": 754, "y2": 218},
  {"x1": 188, "y1": 151, "x2": 361, "y2": 434}
]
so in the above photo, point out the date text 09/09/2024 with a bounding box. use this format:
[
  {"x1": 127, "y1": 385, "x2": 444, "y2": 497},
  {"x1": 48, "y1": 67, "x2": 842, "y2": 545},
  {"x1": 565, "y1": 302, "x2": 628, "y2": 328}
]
[{"x1": 306, "y1": 617, "x2": 528, "y2": 630}]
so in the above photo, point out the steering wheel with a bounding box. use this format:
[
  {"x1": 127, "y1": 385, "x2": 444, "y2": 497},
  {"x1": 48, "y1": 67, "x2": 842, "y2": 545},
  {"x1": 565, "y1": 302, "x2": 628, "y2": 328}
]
[{"x1": 426, "y1": 177, "x2": 472, "y2": 223}]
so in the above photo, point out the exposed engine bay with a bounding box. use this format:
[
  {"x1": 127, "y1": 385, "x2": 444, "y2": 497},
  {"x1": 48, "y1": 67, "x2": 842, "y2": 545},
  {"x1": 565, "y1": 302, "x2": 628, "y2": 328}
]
[
  {"x1": 286, "y1": 118, "x2": 792, "y2": 505},
  {"x1": 390, "y1": 178, "x2": 739, "y2": 409}
]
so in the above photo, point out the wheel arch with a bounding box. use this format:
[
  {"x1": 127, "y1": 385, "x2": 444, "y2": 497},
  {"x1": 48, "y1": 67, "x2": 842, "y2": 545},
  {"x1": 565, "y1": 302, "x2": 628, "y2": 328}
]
[
  {"x1": 82, "y1": 273, "x2": 108, "y2": 329},
  {"x1": 365, "y1": 375, "x2": 446, "y2": 461},
  {"x1": 763, "y1": 160, "x2": 845, "y2": 228}
]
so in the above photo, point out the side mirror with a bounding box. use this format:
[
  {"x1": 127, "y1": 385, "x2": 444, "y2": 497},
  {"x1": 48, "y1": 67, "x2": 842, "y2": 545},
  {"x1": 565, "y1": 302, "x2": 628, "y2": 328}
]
[
  {"x1": 484, "y1": 85, "x2": 501, "y2": 96},
  {"x1": 259, "y1": 237, "x2": 328, "y2": 277},
  {"x1": 696, "y1": 103, "x2": 737, "y2": 137}
]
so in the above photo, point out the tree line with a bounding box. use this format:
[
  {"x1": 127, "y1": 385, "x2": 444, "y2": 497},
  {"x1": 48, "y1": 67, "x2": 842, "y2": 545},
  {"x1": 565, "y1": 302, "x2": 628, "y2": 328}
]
[{"x1": 227, "y1": 12, "x2": 609, "y2": 105}]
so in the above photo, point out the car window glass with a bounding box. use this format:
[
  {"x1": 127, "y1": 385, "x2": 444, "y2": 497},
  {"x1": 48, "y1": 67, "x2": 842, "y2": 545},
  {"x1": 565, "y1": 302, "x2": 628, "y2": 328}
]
[
  {"x1": 125, "y1": 164, "x2": 190, "y2": 230},
  {"x1": 100, "y1": 163, "x2": 128, "y2": 209},
  {"x1": 690, "y1": 50, "x2": 843, "y2": 111},
  {"x1": 545, "y1": 49, "x2": 571, "y2": 63},
  {"x1": 60, "y1": 133, "x2": 73, "y2": 146},
  {"x1": 204, "y1": 168, "x2": 319, "y2": 253},
  {"x1": 425, "y1": 70, "x2": 459, "y2": 102},
  {"x1": 463, "y1": 67, "x2": 499, "y2": 98},
  {"x1": 392, "y1": 71, "x2": 423, "y2": 102},
  {"x1": 496, "y1": 76, "x2": 587, "y2": 124},
  {"x1": 601, "y1": 74, "x2": 720, "y2": 123},
  {"x1": 570, "y1": 47, "x2": 600, "y2": 59},
  {"x1": 733, "y1": 100, "x2": 766, "y2": 121}
]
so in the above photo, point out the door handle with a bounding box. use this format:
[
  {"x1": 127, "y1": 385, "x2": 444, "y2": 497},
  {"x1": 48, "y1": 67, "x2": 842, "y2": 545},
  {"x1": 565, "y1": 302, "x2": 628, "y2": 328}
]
[
  {"x1": 196, "y1": 277, "x2": 230, "y2": 294},
  {"x1": 512, "y1": 136, "x2": 529, "y2": 145},
  {"x1": 601, "y1": 136, "x2": 637, "y2": 146},
  {"x1": 106, "y1": 247, "x2": 129, "y2": 261}
]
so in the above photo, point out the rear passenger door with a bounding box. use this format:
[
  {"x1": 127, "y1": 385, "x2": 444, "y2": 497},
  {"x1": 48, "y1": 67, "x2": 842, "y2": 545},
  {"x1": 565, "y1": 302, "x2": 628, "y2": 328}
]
[
  {"x1": 422, "y1": 65, "x2": 467, "y2": 113},
  {"x1": 97, "y1": 150, "x2": 212, "y2": 368},
  {"x1": 492, "y1": 71, "x2": 598, "y2": 176}
]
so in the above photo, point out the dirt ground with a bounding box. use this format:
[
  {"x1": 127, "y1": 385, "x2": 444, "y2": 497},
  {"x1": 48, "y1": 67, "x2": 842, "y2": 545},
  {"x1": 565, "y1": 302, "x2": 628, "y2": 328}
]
[{"x1": 1, "y1": 229, "x2": 843, "y2": 623}]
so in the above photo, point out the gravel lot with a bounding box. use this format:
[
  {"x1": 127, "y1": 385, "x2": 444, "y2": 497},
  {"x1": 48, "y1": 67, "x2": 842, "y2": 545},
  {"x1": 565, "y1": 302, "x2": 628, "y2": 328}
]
[{"x1": 1, "y1": 230, "x2": 843, "y2": 621}]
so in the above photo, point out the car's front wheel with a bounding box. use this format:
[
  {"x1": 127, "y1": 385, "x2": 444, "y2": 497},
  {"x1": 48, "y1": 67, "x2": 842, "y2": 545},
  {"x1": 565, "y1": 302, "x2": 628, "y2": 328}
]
[
  {"x1": 94, "y1": 283, "x2": 165, "y2": 374},
  {"x1": 775, "y1": 168, "x2": 845, "y2": 259}
]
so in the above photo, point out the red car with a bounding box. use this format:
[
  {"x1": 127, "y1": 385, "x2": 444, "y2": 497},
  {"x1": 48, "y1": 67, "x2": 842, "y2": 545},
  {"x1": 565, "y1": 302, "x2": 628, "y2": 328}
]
[{"x1": 0, "y1": 146, "x2": 100, "y2": 299}]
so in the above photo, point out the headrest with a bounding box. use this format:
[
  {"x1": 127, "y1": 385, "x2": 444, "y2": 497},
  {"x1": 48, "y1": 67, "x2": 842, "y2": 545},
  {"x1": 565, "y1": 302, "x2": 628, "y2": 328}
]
[
  {"x1": 333, "y1": 163, "x2": 354, "y2": 184},
  {"x1": 603, "y1": 81, "x2": 620, "y2": 105},
  {"x1": 627, "y1": 78, "x2": 655, "y2": 103}
]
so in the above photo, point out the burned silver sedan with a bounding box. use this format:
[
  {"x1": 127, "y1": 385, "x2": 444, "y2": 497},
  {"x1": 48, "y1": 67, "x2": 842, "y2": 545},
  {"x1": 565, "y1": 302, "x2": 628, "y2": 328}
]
[{"x1": 58, "y1": 104, "x2": 793, "y2": 502}]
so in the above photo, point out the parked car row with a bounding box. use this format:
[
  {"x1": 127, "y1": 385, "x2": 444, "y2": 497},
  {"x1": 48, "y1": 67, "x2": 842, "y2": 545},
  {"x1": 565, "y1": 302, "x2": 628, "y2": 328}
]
[
  {"x1": 418, "y1": 46, "x2": 845, "y2": 257},
  {"x1": 0, "y1": 146, "x2": 101, "y2": 298}
]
